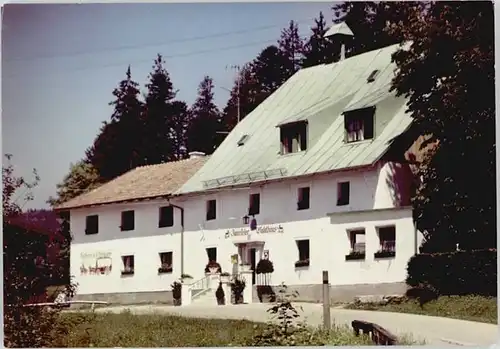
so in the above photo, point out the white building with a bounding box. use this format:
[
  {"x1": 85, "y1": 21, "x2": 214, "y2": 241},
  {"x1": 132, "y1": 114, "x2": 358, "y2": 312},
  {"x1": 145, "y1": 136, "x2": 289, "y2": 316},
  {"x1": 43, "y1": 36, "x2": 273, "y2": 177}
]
[{"x1": 58, "y1": 42, "x2": 424, "y2": 305}]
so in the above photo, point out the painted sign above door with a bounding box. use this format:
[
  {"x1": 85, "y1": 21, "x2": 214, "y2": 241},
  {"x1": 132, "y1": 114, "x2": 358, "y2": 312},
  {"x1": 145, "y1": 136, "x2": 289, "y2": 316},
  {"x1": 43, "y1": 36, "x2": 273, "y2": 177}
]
[{"x1": 224, "y1": 224, "x2": 284, "y2": 239}]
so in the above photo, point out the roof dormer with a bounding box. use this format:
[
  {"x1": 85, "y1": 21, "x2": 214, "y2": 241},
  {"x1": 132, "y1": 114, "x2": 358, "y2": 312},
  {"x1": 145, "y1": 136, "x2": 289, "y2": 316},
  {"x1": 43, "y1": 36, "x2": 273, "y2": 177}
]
[
  {"x1": 344, "y1": 107, "x2": 375, "y2": 143},
  {"x1": 279, "y1": 121, "x2": 308, "y2": 155}
]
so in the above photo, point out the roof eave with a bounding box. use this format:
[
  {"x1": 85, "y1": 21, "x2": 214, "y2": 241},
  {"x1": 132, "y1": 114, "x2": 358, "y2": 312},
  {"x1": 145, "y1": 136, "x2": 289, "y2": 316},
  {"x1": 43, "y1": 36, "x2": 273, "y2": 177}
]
[
  {"x1": 178, "y1": 163, "x2": 377, "y2": 197},
  {"x1": 53, "y1": 193, "x2": 179, "y2": 212}
]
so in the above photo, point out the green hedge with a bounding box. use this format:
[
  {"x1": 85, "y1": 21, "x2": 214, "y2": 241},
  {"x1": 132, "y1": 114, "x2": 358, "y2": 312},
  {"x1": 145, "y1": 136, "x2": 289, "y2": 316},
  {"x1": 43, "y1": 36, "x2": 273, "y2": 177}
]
[{"x1": 406, "y1": 249, "x2": 497, "y2": 296}]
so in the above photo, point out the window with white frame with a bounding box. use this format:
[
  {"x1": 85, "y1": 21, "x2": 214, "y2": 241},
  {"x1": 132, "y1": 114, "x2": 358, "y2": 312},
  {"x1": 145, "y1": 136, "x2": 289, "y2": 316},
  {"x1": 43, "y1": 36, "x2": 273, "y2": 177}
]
[
  {"x1": 159, "y1": 206, "x2": 174, "y2": 228},
  {"x1": 280, "y1": 121, "x2": 308, "y2": 154},
  {"x1": 344, "y1": 107, "x2": 375, "y2": 143},
  {"x1": 297, "y1": 187, "x2": 310, "y2": 210},
  {"x1": 376, "y1": 226, "x2": 396, "y2": 258},
  {"x1": 248, "y1": 193, "x2": 260, "y2": 215},
  {"x1": 337, "y1": 181, "x2": 350, "y2": 206},
  {"x1": 121, "y1": 255, "x2": 135, "y2": 275},
  {"x1": 85, "y1": 215, "x2": 99, "y2": 235},
  {"x1": 206, "y1": 247, "x2": 217, "y2": 262},
  {"x1": 158, "y1": 252, "x2": 173, "y2": 273},
  {"x1": 349, "y1": 229, "x2": 366, "y2": 253},
  {"x1": 120, "y1": 210, "x2": 135, "y2": 231},
  {"x1": 345, "y1": 229, "x2": 366, "y2": 260},
  {"x1": 295, "y1": 239, "x2": 310, "y2": 268},
  {"x1": 206, "y1": 199, "x2": 217, "y2": 221}
]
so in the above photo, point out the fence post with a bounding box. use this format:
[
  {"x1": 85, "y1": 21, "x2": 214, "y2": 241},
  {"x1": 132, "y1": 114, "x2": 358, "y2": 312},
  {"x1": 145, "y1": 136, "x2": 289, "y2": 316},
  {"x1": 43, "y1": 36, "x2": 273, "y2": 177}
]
[{"x1": 322, "y1": 270, "x2": 331, "y2": 330}]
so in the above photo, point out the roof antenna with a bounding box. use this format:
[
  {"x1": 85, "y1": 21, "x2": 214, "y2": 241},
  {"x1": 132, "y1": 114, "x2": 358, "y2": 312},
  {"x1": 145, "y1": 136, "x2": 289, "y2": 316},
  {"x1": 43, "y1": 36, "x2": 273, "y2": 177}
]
[{"x1": 324, "y1": 22, "x2": 354, "y2": 61}]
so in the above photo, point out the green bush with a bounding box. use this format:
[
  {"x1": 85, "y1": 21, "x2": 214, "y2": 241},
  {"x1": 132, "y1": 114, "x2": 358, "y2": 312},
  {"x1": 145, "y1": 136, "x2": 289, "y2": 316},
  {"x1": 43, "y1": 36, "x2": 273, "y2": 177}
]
[
  {"x1": 406, "y1": 249, "x2": 497, "y2": 296},
  {"x1": 255, "y1": 259, "x2": 274, "y2": 274},
  {"x1": 230, "y1": 275, "x2": 246, "y2": 304},
  {"x1": 171, "y1": 281, "x2": 181, "y2": 306}
]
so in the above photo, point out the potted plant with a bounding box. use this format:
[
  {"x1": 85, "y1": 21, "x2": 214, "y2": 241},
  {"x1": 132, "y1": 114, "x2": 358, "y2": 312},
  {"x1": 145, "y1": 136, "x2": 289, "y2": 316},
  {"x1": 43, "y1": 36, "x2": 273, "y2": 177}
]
[
  {"x1": 374, "y1": 250, "x2": 396, "y2": 259},
  {"x1": 230, "y1": 275, "x2": 246, "y2": 304},
  {"x1": 294, "y1": 258, "x2": 310, "y2": 268},
  {"x1": 255, "y1": 259, "x2": 274, "y2": 274},
  {"x1": 215, "y1": 282, "x2": 225, "y2": 305},
  {"x1": 171, "y1": 281, "x2": 182, "y2": 306},
  {"x1": 204, "y1": 260, "x2": 222, "y2": 274},
  {"x1": 220, "y1": 272, "x2": 230, "y2": 283},
  {"x1": 158, "y1": 263, "x2": 173, "y2": 274},
  {"x1": 345, "y1": 251, "x2": 366, "y2": 261}
]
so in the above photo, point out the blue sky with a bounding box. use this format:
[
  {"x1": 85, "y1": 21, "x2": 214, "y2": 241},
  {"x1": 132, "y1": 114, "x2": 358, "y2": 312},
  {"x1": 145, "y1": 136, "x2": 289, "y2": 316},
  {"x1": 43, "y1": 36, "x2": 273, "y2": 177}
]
[{"x1": 2, "y1": 2, "x2": 335, "y2": 209}]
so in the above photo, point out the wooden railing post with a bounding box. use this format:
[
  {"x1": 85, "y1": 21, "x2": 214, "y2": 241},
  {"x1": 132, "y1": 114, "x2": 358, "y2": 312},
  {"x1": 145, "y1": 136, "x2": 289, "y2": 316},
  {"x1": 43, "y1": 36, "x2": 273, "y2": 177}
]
[{"x1": 322, "y1": 270, "x2": 331, "y2": 330}]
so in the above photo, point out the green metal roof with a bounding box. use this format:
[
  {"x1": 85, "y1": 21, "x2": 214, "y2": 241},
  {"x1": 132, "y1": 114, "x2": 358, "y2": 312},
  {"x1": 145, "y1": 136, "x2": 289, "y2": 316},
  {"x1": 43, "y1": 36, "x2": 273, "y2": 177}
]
[{"x1": 177, "y1": 43, "x2": 413, "y2": 194}]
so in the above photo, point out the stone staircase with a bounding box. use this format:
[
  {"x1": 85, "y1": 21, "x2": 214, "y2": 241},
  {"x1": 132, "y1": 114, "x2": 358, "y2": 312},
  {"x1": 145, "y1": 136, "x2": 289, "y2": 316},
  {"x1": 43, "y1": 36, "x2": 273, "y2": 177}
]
[
  {"x1": 187, "y1": 274, "x2": 220, "y2": 306},
  {"x1": 191, "y1": 288, "x2": 216, "y2": 305}
]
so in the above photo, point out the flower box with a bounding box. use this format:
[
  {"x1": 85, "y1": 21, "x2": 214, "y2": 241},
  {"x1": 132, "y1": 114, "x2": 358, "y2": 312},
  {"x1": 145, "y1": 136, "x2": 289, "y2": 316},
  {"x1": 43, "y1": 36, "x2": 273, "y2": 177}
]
[
  {"x1": 294, "y1": 259, "x2": 310, "y2": 268},
  {"x1": 345, "y1": 252, "x2": 366, "y2": 261},
  {"x1": 158, "y1": 266, "x2": 173, "y2": 274},
  {"x1": 204, "y1": 261, "x2": 222, "y2": 274},
  {"x1": 374, "y1": 250, "x2": 396, "y2": 259}
]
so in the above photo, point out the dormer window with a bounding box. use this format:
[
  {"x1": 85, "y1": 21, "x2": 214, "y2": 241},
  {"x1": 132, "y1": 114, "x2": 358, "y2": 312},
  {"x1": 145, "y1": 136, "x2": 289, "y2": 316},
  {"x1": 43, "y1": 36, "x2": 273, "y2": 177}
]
[
  {"x1": 344, "y1": 107, "x2": 375, "y2": 143},
  {"x1": 280, "y1": 121, "x2": 307, "y2": 154}
]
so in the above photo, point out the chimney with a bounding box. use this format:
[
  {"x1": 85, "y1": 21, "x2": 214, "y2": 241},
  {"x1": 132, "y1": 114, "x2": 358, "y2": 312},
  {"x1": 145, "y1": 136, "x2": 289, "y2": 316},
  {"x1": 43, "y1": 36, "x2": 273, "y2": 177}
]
[
  {"x1": 324, "y1": 22, "x2": 354, "y2": 62},
  {"x1": 340, "y1": 44, "x2": 346, "y2": 61},
  {"x1": 188, "y1": 151, "x2": 206, "y2": 159}
]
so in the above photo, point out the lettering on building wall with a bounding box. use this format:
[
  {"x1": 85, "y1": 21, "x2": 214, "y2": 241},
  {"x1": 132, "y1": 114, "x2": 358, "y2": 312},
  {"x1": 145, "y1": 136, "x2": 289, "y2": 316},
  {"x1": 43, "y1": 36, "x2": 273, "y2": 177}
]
[
  {"x1": 80, "y1": 251, "x2": 112, "y2": 276},
  {"x1": 224, "y1": 224, "x2": 284, "y2": 239}
]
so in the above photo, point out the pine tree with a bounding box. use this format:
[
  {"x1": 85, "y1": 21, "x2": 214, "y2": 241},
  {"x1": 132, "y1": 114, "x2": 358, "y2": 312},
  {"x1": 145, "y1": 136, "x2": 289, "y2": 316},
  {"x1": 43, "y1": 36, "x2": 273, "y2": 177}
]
[
  {"x1": 251, "y1": 45, "x2": 289, "y2": 103},
  {"x1": 169, "y1": 100, "x2": 191, "y2": 160},
  {"x1": 187, "y1": 76, "x2": 223, "y2": 155},
  {"x1": 302, "y1": 12, "x2": 339, "y2": 67},
  {"x1": 221, "y1": 46, "x2": 295, "y2": 136},
  {"x1": 222, "y1": 63, "x2": 259, "y2": 132},
  {"x1": 142, "y1": 54, "x2": 178, "y2": 163},
  {"x1": 278, "y1": 20, "x2": 305, "y2": 78},
  {"x1": 86, "y1": 66, "x2": 144, "y2": 180}
]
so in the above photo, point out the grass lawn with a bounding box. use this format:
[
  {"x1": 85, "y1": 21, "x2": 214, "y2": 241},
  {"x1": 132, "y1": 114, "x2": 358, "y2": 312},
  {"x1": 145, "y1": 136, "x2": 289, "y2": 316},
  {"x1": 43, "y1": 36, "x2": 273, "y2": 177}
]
[
  {"x1": 49, "y1": 310, "x2": 418, "y2": 347},
  {"x1": 346, "y1": 295, "x2": 498, "y2": 324}
]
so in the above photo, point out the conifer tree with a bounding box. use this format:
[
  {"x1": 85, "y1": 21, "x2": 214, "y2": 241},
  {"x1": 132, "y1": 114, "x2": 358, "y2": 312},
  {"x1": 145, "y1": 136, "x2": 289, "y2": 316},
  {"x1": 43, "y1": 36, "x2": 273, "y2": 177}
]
[
  {"x1": 278, "y1": 20, "x2": 305, "y2": 78},
  {"x1": 169, "y1": 100, "x2": 191, "y2": 160},
  {"x1": 187, "y1": 76, "x2": 223, "y2": 155},
  {"x1": 142, "y1": 54, "x2": 178, "y2": 163},
  {"x1": 86, "y1": 66, "x2": 143, "y2": 180},
  {"x1": 302, "y1": 12, "x2": 339, "y2": 67}
]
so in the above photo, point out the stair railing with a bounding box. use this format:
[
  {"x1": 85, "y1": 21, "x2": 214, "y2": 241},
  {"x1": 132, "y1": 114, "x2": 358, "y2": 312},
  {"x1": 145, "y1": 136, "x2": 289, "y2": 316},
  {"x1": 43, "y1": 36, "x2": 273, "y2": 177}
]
[{"x1": 188, "y1": 275, "x2": 211, "y2": 301}]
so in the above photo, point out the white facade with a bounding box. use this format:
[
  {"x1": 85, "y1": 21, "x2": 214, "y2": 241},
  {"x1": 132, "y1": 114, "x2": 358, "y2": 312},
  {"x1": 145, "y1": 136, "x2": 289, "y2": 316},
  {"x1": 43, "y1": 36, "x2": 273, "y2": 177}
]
[{"x1": 70, "y1": 160, "x2": 422, "y2": 296}]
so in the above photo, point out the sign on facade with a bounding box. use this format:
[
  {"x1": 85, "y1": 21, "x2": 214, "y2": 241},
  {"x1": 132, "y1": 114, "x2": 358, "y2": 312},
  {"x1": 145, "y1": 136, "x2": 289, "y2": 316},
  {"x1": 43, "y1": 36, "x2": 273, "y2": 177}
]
[
  {"x1": 80, "y1": 251, "x2": 112, "y2": 276},
  {"x1": 231, "y1": 254, "x2": 238, "y2": 264},
  {"x1": 224, "y1": 224, "x2": 284, "y2": 239}
]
